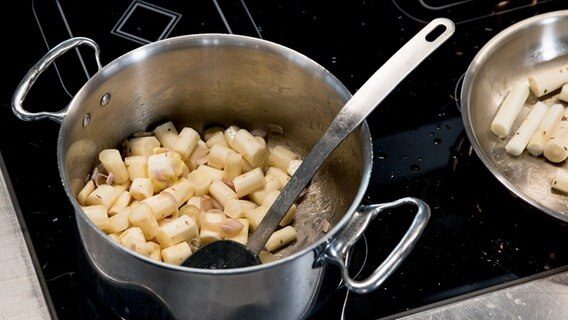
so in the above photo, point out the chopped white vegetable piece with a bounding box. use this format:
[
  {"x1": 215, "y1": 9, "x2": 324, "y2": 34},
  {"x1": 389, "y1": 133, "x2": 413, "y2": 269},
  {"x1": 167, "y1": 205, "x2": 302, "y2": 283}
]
[
  {"x1": 544, "y1": 107, "x2": 568, "y2": 163},
  {"x1": 77, "y1": 180, "x2": 95, "y2": 206},
  {"x1": 265, "y1": 226, "x2": 297, "y2": 252},
  {"x1": 187, "y1": 170, "x2": 211, "y2": 196},
  {"x1": 129, "y1": 203, "x2": 160, "y2": 240},
  {"x1": 148, "y1": 241, "x2": 162, "y2": 261},
  {"x1": 527, "y1": 103, "x2": 565, "y2": 156},
  {"x1": 104, "y1": 207, "x2": 131, "y2": 234},
  {"x1": 196, "y1": 164, "x2": 224, "y2": 181},
  {"x1": 205, "y1": 131, "x2": 229, "y2": 148},
  {"x1": 232, "y1": 129, "x2": 269, "y2": 167},
  {"x1": 505, "y1": 102, "x2": 548, "y2": 156},
  {"x1": 119, "y1": 227, "x2": 146, "y2": 242},
  {"x1": 207, "y1": 144, "x2": 232, "y2": 169},
  {"x1": 161, "y1": 242, "x2": 192, "y2": 265},
  {"x1": 108, "y1": 233, "x2": 121, "y2": 243},
  {"x1": 223, "y1": 151, "x2": 242, "y2": 180},
  {"x1": 142, "y1": 193, "x2": 177, "y2": 220},
  {"x1": 186, "y1": 140, "x2": 209, "y2": 171},
  {"x1": 126, "y1": 136, "x2": 160, "y2": 157},
  {"x1": 85, "y1": 184, "x2": 125, "y2": 209},
  {"x1": 124, "y1": 156, "x2": 148, "y2": 179},
  {"x1": 262, "y1": 191, "x2": 297, "y2": 227},
  {"x1": 490, "y1": 80, "x2": 530, "y2": 138},
  {"x1": 199, "y1": 229, "x2": 222, "y2": 245},
  {"x1": 99, "y1": 149, "x2": 130, "y2": 184},
  {"x1": 147, "y1": 152, "x2": 182, "y2": 192},
  {"x1": 130, "y1": 178, "x2": 154, "y2": 200},
  {"x1": 122, "y1": 237, "x2": 154, "y2": 257},
  {"x1": 559, "y1": 84, "x2": 568, "y2": 103},
  {"x1": 224, "y1": 125, "x2": 240, "y2": 148},
  {"x1": 225, "y1": 218, "x2": 249, "y2": 245},
  {"x1": 258, "y1": 250, "x2": 278, "y2": 264},
  {"x1": 528, "y1": 64, "x2": 568, "y2": 97},
  {"x1": 109, "y1": 191, "x2": 132, "y2": 216},
  {"x1": 162, "y1": 177, "x2": 194, "y2": 207},
  {"x1": 265, "y1": 167, "x2": 291, "y2": 187},
  {"x1": 82, "y1": 205, "x2": 109, "y2": 230},
  {"x1": 173, "y1": 127, "x2": 200, "y2": 160},
  {"x1": 179, "y1": 204, "x2": 200, "y2": 225},
  {"x1": 551, "y1": 170, "x2": 568, "y2": 193},
  {"x1": 209, "y1": 180, "x2": 238, "y2": 208},
  {"x1": 155, "y1": 215, "x2": 199, "y2": 248},
  {"x1": 240, "y1": 158, "x2": 254, "y2": 173},
  {"x1": 204, "y1": 127, "x2": 224, "y2": 141},
  {"x1": 224, "y1": 199, "x2": 257, "y2": 219},
  {"x1": 245, "y1": 205, "x2": 269, "y2": 231},
  {"x1": 287, "y1": 159, "x2": 303, "y2": 176},
  {"x1": 233, "y1": 167, "x2": 265, "y2": 198},
  {"x1": 153, "y1": 121, "x2": 179, "y2": 149},
  {"x1": 249, "y1": 176, "x2": 282, "y2": 205},
  {"x1": 266, "y1": 145, "x2": 299, "y2": 172}
]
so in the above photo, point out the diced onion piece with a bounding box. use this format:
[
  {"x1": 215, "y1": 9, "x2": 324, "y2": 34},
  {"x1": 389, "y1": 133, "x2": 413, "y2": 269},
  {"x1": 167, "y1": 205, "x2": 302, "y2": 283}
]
[
  {"x1": 109, "y1": 191, "x2": 132, "y2": 216},
  {"x1": 265, "y1": 167, "x2": 291, "y2": 187},
  {"x1": 559, "y1": 84, "x2": 568, "y2": 103},
  {"x1": 82, "y1": 205, "x2": 109, "y2": 230},
  {"x1": 85, "y1": 184, "x2": 124, "y2": 209},
  {"x1": 505, "y1": 102, "x2": 548, "y2": 156},
  {"x1": 544, "y1": 107, "x2": 568, "y2": 163},
  {"x1": 265, "y1": 226, "x2": 297, "y2": 252},
  {"x1": 262, "y1": 191, "x2": 296, "y2": 227},
  {"x1": 161, "y1": 242, "x2": 192, "y2": 265},
  {"x1": 266, "y1": 144, "x2": 299, "y2": 172},
  {"x1": 258, "y1": 250, "x2": 278, "y2": 264},
  {"x1": 287, "y1": 159, "x2": 303, "y2": 176},
  {"x1": 124, "y1": 156, "x2": 148, "y2": 179},
  {"x1": 173, "y1": 127, "x2": 200, "y2": 160},
  {"x1": 490, "y1": 80, "x2": 530, "y2": 138},
  {"x1": 527, "y1": 103, "x2": 565, "y2": 156},
  {"x1": 155, "y1": 215, "x2": 199, "y2": 248},
  {"x1": 148, "y1": 241, "x2": 162, "y2": 261},
  {"x1": 153, "y1": 121, "x2": 179, "y2": 149},
  {"x1": 224, "y1": 125, "x2": 240, "y2": 148},
  {"x1": 119, "y1": 227, "x2": 146, "y2": 242},
  {"x1": 233, "y1": 167, "x2": 265, "y2": 198},
  {"x1": 104, "y1": 207, "x2": 132, "y2": 234},
  {"x1": 219, "y1": 219, "x2": 244, "y2": 237},
  {"x1": 196, "y1": 164, "x2": 224, "y2": 181},
  {"x1": 528, "y1": 64, "x2": 568, "y2": 97},
  {"x1": 77, "y1": 180, "x2": 95, "y2": 206},
  {"x1": 224, "y1": 151, "x2": 242, "y2": 180},
  {"x1": 224, "y1": 199, "x2": 257, "y2": 219},
  {"x1": 126, "y1": 136, "x2": 160, "y2": 157},
  {"x1": 142, "y1": 193, "x2": 178, "y2": 220},
  {"x1": 245, "y1": 205, "x2": 269, "y2": 231},
  {"x1": 162, "y1": 177, "x2": 194, "y2": 207},
  {"x1": 99, "y1": 149, "x2": 130, "y2": 184},
  {"x1": 207, "y1": 144, "x2": 232, "y2": 169},
  {"x1": 551, "y1": 170, "x2": 568, "y2": 193},
  {"x1": 225, "y1": 218, "x2": 249, "y2": 245},
  {"x1": 249, "y1": 176, "x2": 282, "y2": 205},
  {"x1": 205, "y1": 130, "x2": 229, "y2": 148},
  {"x1": 129, "y1": 203, "x2": 160, "y2": 240},
  {"x1": 130, "y1": 178, "x2": 154, "y2": 200},
  {"x1": 232, "y1": 129, "x2": 269, "y2": 167},
  {"x1": 209, "y1": 180, "x2": 238, "y2": 207}
]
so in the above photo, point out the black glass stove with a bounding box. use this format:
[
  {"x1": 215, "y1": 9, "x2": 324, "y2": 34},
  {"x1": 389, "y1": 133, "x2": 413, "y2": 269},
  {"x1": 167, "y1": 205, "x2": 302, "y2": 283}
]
[{"x1": 1, "y1": 1, "x2": 567, "y2": 319}]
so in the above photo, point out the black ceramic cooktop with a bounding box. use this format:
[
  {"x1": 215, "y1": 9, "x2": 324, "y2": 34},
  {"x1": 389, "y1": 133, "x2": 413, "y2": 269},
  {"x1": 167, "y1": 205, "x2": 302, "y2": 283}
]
[{"x1": 1, "y1": 1, "x2": 566, "y2": 319}]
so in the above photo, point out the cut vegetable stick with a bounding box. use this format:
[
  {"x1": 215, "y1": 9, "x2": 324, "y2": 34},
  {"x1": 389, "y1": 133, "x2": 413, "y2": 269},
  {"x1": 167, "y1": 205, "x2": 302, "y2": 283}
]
[
  {"x1": 161, "y1": 177, "x2": 194, "y2": 207},
  {"x1": 109, "y1": 190, "x2": 132, "y2": 216},
  {"x1": 199, "y1": 229, "x2": 222, "y2": 245},
  {"x1": 155, "y1": 215, "x2": 199, "y2": 248},
  {"x1": 266, "y1": 144, "x2": 299, "y2": 172},
  {"x1": 207, "y1": 144, "x2": 232, "y2": 169},
  {"x1": 104, "y1": 207, "x2": 131, "y2": 234},
  {"x1": 99, "y1": 149, "x2": 130, "y2": 184},
  {"x1": 153, "y1": 121, "x2": 179, "y2": 149},
  {"x1": 249, "y1": 176, "x2": 282, "y2": 205},
  {"x1": 265, "y1": 167, "x2": 291, "y2": 187},
  {"x1": 142, "y1": 194, "x2": 178, "y2": 220},
  {"x1": 491, "y1": 80, "x2": 530, "y2": 138},
  {"x1": 224, "y1": 125, "x2": 240, "y2": 148},
  {"x1": 77, "y1": 180, "x2": 95, "y2": 206},
  {"x1": 265, "y1": 226, "x2": 297, "y2": 252},
  {"x1": 226, "y1": 218, "x2": 249, "y2": 245},
  {"x1": 258, "y1": 250, "x2": 278, "y2": 264},
  {"x1": 122, "y1": 237, "x2": 154, "y2": 257},
  {"x1": 527, "y1": 103, "x2": 565, "y2": 156},
  {"x1": 173, "y1": 127, "x2": 199, "y2": 160},
  {"x1": 129, "y1": 203, "x2": 160, "y2": 240},
  {"x1": 262, "y1": 191, "x2": 297, "y2": 227},
  {"x1": 559, "y1": 84, "x2": 568, "y2": 103},
  {"x1": 179, "y1": 203, "x2": 200, "y2": 225},
  {"x1": 161, "y1": 242, "x2": 192, "y2": 265},
  {"x1": 124, "y1": 156, "x2": 148, "y2": 179},
  {"x1": 505, "y1": 102, "x2": 548, "y2": 156},
  {"x1": 287, "y1": 159, "x2": 303, "y2": 176},
  {"x1": 544, "y1": 107, "x2": 568, "y2": 162},
  {"x1": 223, "y1": 151, "x2": 242, "y2": 180},
  {"x1": 186, "y1": 140, "x2": 209, "y2": 171},
  {"x1": 551, "y1": 169, "x2": 568, "y2": 193},
  {"x1": 205, "y1": 131, "x2": 229, "y2": 148},
  {"x1": 209, "y1": 180, "x2": 238, "y2": 207},
  {"x1": 195, "y1": 164, "x2": 224, "y2": 181},
  {"x1": 130, "y1": 178, "x2": 154, "y2": 200},
  {"x1": 148, "y1": 241, "x2": 162, "y2": 261},
  {"x1": 224, "y1": 199, "x2": 257, "y2": 219},
  {"x1": 187, "y1": 170, "x2": 211, "y2": 196},
  {"x1": 528, "y1": 64, "x2": 568, "y2": 97},
  {"x1": 233, "y1": 167, "x2": 265, "y2": 198},
  {"x1": 82, "y1": 205, "x2": 109, "y2": 230},
  {"x1": 85, "y1": 184, "x2": 124, "y2": 209},
  {"x1": 245, "y1": 205, "x2": 269, "y2": 231},
  {"x1": 126, "y1": 136, "x2": 160, "y2": 157},
  {"x1": 232, "y1": 129, "x2": 269, "y2": 167}
]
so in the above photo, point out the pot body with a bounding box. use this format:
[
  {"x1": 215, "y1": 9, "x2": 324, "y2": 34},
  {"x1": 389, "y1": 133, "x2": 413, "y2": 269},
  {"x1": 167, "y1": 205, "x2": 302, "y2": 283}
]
[{"x1": 58, "y1": 34, "x2": 372, "y2": 319}]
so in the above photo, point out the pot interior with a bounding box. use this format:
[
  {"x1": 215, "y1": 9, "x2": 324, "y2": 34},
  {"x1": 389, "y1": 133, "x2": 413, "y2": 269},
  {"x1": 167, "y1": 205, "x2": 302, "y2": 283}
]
[{"x1": 60, "y1": 34, "x2": 371, "y2": 259}]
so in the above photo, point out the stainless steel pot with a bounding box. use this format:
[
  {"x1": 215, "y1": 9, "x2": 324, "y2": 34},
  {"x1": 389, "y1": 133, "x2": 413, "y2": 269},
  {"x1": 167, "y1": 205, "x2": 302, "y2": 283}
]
[{"x1": 13, "y1": 34, "x2": 433, "y2": 319}]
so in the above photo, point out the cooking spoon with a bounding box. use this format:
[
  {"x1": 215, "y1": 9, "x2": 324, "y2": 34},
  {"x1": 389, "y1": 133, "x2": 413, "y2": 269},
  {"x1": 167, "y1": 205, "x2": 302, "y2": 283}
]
[{"x1": 183, "y1": 18, "x2": 455, "y2": 269}]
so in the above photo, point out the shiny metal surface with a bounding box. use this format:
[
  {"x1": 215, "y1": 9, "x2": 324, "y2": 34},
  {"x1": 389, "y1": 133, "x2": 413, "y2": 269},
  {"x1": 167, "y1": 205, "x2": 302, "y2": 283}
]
[
  {"x1": 461, "y1": 10, "x2": 568, "y2": 223},
  {"x1": 0, "y1": 155, "x2": 51, "y2": 320},
  {"x1": 12, "y1": 32, "x2": 428, "y2": 319},
  {"x1": 248, "y1": 18, "x2": 453, "y2": 256},
  {"x1": 398, "y1": 269, "x2": 568, "y2": 320}
]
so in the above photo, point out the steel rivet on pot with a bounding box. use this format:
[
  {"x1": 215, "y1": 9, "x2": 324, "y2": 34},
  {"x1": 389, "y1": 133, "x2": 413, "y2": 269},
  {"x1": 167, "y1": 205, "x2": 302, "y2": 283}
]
[{"x1": 100, "y1": 93, "x2": 111, "y2": 106}]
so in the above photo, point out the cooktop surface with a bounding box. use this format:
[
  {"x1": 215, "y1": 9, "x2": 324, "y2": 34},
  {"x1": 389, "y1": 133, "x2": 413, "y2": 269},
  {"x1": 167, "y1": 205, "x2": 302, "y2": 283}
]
[{"x1": 1, "y1": 1, "x2": 567, "y2": 319}]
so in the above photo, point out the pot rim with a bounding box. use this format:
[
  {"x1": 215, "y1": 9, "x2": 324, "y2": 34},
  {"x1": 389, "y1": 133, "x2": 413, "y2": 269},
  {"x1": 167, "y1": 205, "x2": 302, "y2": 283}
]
[{"x1": 57, "y1": 33, "x2": 374, "y2": 274}]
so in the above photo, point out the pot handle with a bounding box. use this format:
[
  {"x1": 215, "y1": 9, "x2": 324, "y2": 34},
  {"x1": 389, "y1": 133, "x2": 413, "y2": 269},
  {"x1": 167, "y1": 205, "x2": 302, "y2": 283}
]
[
  {"x1": 319, "y1": 197, "x2": 430, "y2": 294},
  {"x1": 11, "y1": 37, "x2": 102, "y2": 123}
]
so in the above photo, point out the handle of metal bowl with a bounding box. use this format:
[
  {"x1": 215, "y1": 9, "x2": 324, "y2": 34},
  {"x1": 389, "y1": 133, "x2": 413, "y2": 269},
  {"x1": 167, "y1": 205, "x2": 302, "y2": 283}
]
[
  {"x1": 11, "y1": 37, "x2": 102, "y2": 123},
  {"x1": 318, "y1": 197, "x2": 430, "y2": 294}
]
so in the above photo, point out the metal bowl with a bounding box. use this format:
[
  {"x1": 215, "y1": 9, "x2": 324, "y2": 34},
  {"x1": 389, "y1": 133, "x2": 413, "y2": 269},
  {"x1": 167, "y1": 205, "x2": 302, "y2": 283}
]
[{"x1": 461, "y1": 10, "x2": 568, "y2": 223}]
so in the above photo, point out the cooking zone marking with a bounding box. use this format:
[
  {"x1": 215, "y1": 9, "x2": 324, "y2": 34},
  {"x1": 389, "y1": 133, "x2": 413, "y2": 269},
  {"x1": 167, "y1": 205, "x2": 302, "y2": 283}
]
[{"x1": 112, "y1": 0, "x2": 181, "y2": 45}]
